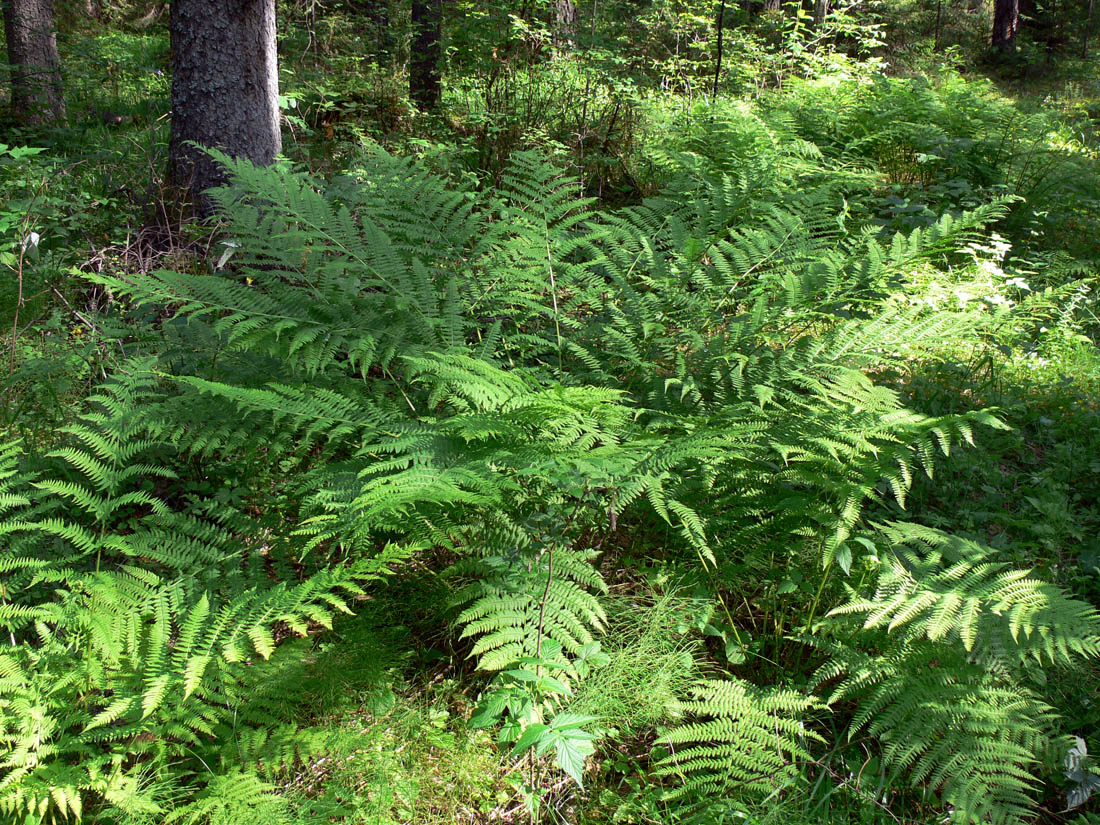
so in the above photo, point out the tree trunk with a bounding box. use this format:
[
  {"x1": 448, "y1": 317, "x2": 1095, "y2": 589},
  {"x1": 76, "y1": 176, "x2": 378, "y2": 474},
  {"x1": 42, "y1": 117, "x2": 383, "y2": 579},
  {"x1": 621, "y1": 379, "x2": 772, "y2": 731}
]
[
  {"x1": 2, "y1": 0, "x2": 66, "y2": 125},
  {"x1": 168, "y1": 0, "x2": 281, "y2": 213},
  {"x1": 992, "y1": 0, "x2": 1019, "y2": 50},
  {"x1": 553, "y1": 0, "x2": 577, "y2": 49},
  {"x1": 712, "y1": 0, "x2": 725, "y2": 103},
  {"x1": 410, "y1": 0, "x2": 442, "y2": 111},
  {"x1": 1082, "y1": 0, "x2": 1095, "y2": 58},
  {"x1": 764, "y1": 0, "x2": 781, "y2": 10},
  {"x1": 813, "y1": 0, "x2": 828, "y2": 27}
]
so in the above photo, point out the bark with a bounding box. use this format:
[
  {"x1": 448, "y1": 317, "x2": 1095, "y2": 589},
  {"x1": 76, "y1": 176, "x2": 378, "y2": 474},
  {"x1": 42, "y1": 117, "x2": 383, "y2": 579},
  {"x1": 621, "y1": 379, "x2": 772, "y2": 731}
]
[
  {"x1": 992, "y1": 0, "x2": 1019, "y2": 50},
  {"x1": 410, "y1": 0, "x2": 442, "y2": 111},
  {"x1": 3, "y1": 0, "x2": 66, "y2": 125},
  {"x1": 764, "y1": 0, "x2": 781, "y2": 10},
  {"x1": 168, "y1": 0, "x2": 281, "y2": 213},
  {"x1": 1084, "y1": 0, "x2": 1096, "y2": 58},
  {"x1": 813, "y1": 0, "x2": 828, "y2": 27},
  {"x1": 553, "y1": 0, "x2": 577, "y2": 48}
]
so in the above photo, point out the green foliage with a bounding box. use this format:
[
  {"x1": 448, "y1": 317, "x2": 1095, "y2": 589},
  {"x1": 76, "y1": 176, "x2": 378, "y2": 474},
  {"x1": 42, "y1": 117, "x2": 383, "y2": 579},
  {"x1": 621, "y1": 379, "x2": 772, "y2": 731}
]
[
  {"x1": 9, "y1": 19, "x2": 1100, "y2": 820},
  {"x1": 566, "y1": 589, "x2": 702, "y2": 737},
  {"x1": 657, "y1": 678, "x2": 824, "y2": 803},
  {"x1": 79, "y1": 141, "x2": 1100, "y2": 823},
  {"x1": 832, "y1": 522, "x2": 1100, "y2": 661},
  {"x1": 0, "y1": 371, "x2": 394, "y2": 822},
  {"x1": 809, "y1": 521, "x2": 1100, "y2": 823},
  {"x1": 770, "y1": 70, "x2": 1100, "y2": 262}
]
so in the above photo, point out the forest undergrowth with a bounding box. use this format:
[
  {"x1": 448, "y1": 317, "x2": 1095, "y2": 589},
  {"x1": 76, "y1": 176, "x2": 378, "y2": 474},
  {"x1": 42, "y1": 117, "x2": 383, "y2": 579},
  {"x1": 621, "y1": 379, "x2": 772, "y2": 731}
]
[{"x1": 3, "y1": 12, "x2": 1100, "y2": 825}]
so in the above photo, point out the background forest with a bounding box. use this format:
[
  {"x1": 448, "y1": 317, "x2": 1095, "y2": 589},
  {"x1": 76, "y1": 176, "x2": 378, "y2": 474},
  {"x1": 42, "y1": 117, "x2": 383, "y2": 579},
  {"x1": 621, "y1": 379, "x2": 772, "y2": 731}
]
[{"x1": 2, "y1": 1, "x2": 1100, "y2": 823}]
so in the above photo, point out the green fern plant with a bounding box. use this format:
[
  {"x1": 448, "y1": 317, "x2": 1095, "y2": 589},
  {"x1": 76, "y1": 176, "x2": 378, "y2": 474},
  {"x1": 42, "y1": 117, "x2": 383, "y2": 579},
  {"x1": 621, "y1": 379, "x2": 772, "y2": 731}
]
[
  {"x1": 656, "y1": 678, "x2": 824, "y2": 807},
  {"x1": 808, "y1": 521, "x2": 1100, "y2": 824},
  {"x1": 68, "y1": 145, "x2": 1099, "y2": 824},
  {"x1": 0, "y1": 369, "x2": 394, "y2": 823}
]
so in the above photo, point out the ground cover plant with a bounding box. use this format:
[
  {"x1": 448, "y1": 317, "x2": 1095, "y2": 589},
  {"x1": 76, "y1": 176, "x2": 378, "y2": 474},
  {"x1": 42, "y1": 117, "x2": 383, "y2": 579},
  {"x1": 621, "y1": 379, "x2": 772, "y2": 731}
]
[{"x1": 2, "y1": 1, "x2": 1100, "y2": 824}]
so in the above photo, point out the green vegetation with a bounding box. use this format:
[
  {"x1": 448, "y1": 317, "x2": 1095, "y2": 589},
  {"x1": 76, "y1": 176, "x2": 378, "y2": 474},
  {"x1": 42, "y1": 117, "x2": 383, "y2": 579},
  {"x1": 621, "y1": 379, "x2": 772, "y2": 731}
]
[{"x1": 3, "y1": 2, "x2": 1100, "y2": 823}]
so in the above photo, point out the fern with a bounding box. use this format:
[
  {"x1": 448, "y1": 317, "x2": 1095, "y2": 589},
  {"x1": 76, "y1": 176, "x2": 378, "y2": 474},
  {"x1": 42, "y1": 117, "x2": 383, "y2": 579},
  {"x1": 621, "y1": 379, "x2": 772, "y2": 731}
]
[
  {"x1": 809, "y1": 638, "x2": 1055, "y2": 825},
  {"x1": 452, "y1": 544, "x2": 607, "y2": 674},
  {"x1": 808, "y1": 521, "x2": 1100, "y2": 823},
  {"x1": 831, "y1": 522, "x2": 1100, "y2": 662},
  {"x1": 163, "y1": 772, "x2": 290, "y2": 825},
  {"x1": 62, "y1": 145, "x2": 1098, "y2": 823},
  {"x1": 0, "y1": 370, "x2": 391, "y2": 822},
  {"x1": 657, "y1": 678, "x2": 824, "y2": 803}
]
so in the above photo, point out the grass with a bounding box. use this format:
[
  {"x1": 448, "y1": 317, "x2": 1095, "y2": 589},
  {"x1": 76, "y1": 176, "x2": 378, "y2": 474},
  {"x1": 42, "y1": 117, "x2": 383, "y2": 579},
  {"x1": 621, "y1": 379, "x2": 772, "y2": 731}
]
[{"x1": 567, "y1": 588, "x2": 702, "y2": 740}]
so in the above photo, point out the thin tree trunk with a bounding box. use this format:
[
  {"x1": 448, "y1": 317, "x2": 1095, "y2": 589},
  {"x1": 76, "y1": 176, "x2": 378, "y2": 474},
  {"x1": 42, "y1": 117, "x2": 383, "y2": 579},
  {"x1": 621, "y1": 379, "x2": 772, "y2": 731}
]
[
  {"x1": 992, "y1": 0, "x2": 1019, "y2": 50},
  {"x1": 712, "y1": 0, "x2": 725, "y2": 103},
  {"x1": 3, "y1": 0, "x2": 66, "y2": 125},
  {"x1": 169, "y1": 0, "x2": 281, "y2": 214},
  {"x1": 410, "y1": 0, "x2": 442, "y2": 111},
  {"x1": 1084, "y1": 0, "x2": 1096, "y2": 57},
  {"x1": 813, "y1": 0, "x2": 828, "y2": 27}
]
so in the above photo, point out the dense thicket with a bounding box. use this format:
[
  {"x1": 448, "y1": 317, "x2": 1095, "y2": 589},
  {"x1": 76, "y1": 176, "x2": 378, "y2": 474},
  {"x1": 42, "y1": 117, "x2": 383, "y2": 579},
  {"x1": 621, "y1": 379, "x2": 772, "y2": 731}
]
[{"x1": 2, "y1": 2, "x2": 1100, "y2": 824}]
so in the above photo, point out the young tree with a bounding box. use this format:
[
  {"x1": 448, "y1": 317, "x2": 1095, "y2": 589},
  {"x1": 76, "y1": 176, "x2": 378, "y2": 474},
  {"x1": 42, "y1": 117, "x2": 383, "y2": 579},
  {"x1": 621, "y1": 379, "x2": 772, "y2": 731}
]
[
  {"x1": 992, "y1": 0, "x2": 1019, "y2": 49},
  {"x1": 357, "y1": 0, "x2": 393, "y2": 62},
  {"x1": 168, "y1": 0, "x2": 281, "y2": 212},
  {"x1": 410, "y1": 0, "x2": 442, "y2": 111},
  {"x1": 2, "y1": 0, "x2": 66, "y2": 125}
]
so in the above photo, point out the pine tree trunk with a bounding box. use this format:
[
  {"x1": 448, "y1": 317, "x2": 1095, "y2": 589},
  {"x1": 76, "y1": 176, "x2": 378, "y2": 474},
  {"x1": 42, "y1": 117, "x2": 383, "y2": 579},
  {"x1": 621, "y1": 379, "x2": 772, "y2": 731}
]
[
  {"x1": 410, "y1": 0, "x2": 442, "y2": 111},
  {"x1": 553, "y1": 0, "x2": 577, "y2": 49},
  {"x1": 2, "y1": 0, "x2": 66, "y2": 125},
  {"x1": 992, "y1": 0, "x2": 1019, "y2": 50},
  {"x1": 168, "y1": 0, "x2": 281, "y2": 213}
]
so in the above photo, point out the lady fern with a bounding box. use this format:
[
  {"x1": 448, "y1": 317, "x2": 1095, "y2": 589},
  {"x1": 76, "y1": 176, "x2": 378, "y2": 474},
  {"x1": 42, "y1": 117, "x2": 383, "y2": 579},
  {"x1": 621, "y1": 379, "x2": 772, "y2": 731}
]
[
  {"x1": 807, "y1": 521, "x2": 1100, "y2": 823},
  {"x1": 657, "y1": 678, "x2": 824, "y2": 803},
  {"x1": 59, "y1": 145, "x2": 1100, "y2": 822},
  {"x1": 0, "y1": 371, "x2": 391, "y2": 822}
]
